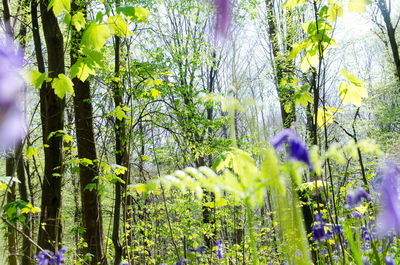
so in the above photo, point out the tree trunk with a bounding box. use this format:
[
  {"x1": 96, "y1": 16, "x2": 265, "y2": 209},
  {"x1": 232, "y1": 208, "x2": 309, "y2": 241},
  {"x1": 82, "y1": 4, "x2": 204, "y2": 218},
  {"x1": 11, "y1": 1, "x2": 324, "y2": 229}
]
[
  {"x1": 37, "y1": 0, "x2": 65, "y2": 252},
  {"x1": 377, "y1": 0, "x2": 400, "y2": 82},
  {"x1": 265, "y1": 0, "x2": 296, "y2": 128},
  {"x1": 70, "y1": 2, "x2": 106, "y2": 264},
  {"x1": 112, "y1": 31, "x2": 129, "y2": 265},
  {"x1": 6, "y1": 156, "x2": 18, "y2": 265}
]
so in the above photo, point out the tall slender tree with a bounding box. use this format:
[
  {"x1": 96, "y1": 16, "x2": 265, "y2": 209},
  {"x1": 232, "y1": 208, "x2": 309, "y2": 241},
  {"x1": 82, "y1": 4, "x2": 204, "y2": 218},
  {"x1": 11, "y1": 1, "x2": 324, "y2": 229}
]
[
  {"x1": 37, "y1": 0, "x2": 65, "y2": 252},
  {"x1": 70, "y1": 1, "x2": 107, "y2": 264}
]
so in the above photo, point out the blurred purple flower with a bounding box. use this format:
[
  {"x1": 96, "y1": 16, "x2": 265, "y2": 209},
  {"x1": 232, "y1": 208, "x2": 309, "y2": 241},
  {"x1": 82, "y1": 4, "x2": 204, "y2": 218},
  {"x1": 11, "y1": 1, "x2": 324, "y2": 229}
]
[
  {"x1": 377, "y1": 161, "x2": 400, "y2": 237},
  {"x1": 213, "y1": 0, "x2": 231, "y2": 40},
  {"x1": 347, "y1": 187, "x2": 371, "y2": 208},
  {"x1": 362, "y1": 256, "x2": 371, "y2": 265},
  {"x1": 270, "y1": 128, "x2": 313, "y2": 170},
  {"x1": 176, "y1": 259, "x2": 188, "y2": 265},
  {"x1": 385, "y1": 255, "x2": 396, "y2": 265},
  {"x1": 0, "y1": 35, "x2": 25, "y2": 151},
  {"x1": 352, "y1": 211, "x2": 362, "y2": 219},
  {"x1": 333, "y1": 224, "x2": 343, "y2": 235},
  {"x1": 216, "y1": 239, "x2": 223, "y2": 259}
]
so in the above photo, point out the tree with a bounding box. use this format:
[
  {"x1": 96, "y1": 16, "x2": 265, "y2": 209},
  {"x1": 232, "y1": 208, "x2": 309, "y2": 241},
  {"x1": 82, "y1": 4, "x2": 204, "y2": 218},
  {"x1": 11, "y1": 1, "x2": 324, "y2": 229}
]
[
  {"x1": 36, "y1": 0, "x2": 65, "y2": 253},
  {"x1": 70, "y1": 1, "x2": 107, "y2": 263}
]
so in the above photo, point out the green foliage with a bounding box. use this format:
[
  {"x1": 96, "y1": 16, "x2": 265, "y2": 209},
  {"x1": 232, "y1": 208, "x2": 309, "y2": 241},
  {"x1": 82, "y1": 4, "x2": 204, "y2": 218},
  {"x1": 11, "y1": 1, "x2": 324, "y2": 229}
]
[{"x1": 51, "y1": 74, "x2": 74, "y2": 99}]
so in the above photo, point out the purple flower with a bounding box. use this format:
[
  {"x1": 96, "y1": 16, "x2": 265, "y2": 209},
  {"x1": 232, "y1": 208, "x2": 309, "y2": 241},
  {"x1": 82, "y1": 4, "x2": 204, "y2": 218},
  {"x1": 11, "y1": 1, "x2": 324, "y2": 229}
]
[
  {"x1": 35, "y1": 250, "x2": 54, "y2": 265},
  {"x1": 333, "y1": 225, "x2": 343, "y2": 235},
  {"x1": 0, "y1": 34, "x2": 25, "y2": 151},
  {"x1": 269, "y1": 129, "x2": 313, "y2": 170},
  {"x1": 312, "y1": 214, "x2": 329, "y2": 242},
  {"x1": 385, "y1": 255, "x2": 396, "y2": 265},
  {"x1": 377, "y1": 161, "x2": 400, "y2": 236},
  {"x1": 213, "y1": 0, "x2": 231, "y2": 40},
  {"x1": 176, "y1": 259, "x2": 188, "y2": 265},
  {"x1": 347, "y1": 187, "x2": 371, "y2": 208},
  {"x1": 362, "y1": 256, "x2": 371, "y2": 265},
  {"x1": 216, "y1": 240, "x2": 223, "y2": 259},
  {"x1": 352, "y1": 211, "x2": 363, "y2": 219},
  {"x1": 35, "y1": 248, "x2": 67, "y2": 265}
]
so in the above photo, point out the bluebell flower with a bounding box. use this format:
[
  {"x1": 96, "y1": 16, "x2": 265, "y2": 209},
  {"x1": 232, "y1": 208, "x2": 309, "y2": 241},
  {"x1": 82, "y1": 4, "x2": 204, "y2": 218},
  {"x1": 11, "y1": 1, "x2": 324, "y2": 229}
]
[
  {"x1": 312, "y1": 214, "x2": 329, "y2": 242},
  {"x1": 35, "y1": 250, "x2": 53, "y2": 265},
  {"x1": 347, "y1": 187, "x2": 371, "y2": 208},
  {"x1": 333, "y1": 225, "x2": 343, "y2": 235},
  {"x1": 352, "y1": 211, "x2": 362, "y2": 219},
  {"x1": 176, "y1": 259, "x2": 188, "y2": 265},
  {"x1": 35, "y1": 248, "x2": 67, "y2": 265},
  {"x1": 189, "y1": 245, "x2": 206, "y2": 264},
  {"x1": 362, "y1": 256, "x2": 371, "y2": 265},
  {"x1": 377, "y1": 161, "x2": 400, "y2": 236},
  {"x1": 385, "y1": 255, "x2": 396, "y2": 265},
  {"x1": 270, "y1": 129, "x2": 313, "y2": 170},
  {"x1": 216, "y1": 240, "x2": 223, "y2": 259},
  {"x1": 0, "y1": 34, "x2": 25, "y2": 151}
]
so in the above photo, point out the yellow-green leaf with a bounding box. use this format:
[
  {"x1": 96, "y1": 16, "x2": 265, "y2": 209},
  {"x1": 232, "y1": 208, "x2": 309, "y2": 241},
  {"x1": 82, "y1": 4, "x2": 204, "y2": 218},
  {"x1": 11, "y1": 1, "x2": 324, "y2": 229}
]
[
  {"x1": 107, "y1": 14, "x2": 132, "y2": 37},
  {"x1": 150, "y1": 88, "x2": 160, "y2": 99},
  {"x1": 133, "y1": 7, "x2": 151, "y2": 22},
  {"x1": 114, "y1": 106, "x2": 126, "y2": 120},
  {"x1": 26, "y1": 147, "x2": 38, "y2": 159},
  {"x1": 70, "y1": 58, "x2": 95, "y2": 82},
  {"x1": 49, "y1": 0, "x2": 71, "y2": 16},
  {"x1": 26, "y1": 70, "x2": 46, "y2": 88},
  {"x1": 341, "y1": 68, "x2": 365, "y2": 87},
  {"x1": 51, "y1": 74, "x2": 74, "y2": 99},
  {"x1": 339, "y1": 82, "x2": 368, "y2": 106},
  {"x1": 348, "y1": 0, "x2": 371, "y2": 13},
  {"x1": 81, "y1": 22, "x2": 111, "y2": 50},
  {"x1": 71, "y1": 11, "x2": 86, "y2": 31},
  {"x1": 327, "y1": 1, "x2": 343, "y2": 23},
  {"x1": 315, "y1": 107, "x2": 334, "y2": 128},
  {"x1": 300, "y1": 53, "x2": 319, "y2": 72},
  {"x1": 153, "y1": 79, "x2": 163, "y2": 85}
]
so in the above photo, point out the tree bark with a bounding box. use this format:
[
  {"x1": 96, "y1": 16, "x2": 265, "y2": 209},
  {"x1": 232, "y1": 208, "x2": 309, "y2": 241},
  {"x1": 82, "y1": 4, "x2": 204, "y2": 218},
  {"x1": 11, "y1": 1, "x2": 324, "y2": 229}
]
[
  {"x1": 377, "y1": 0, "x2": 400, "y2": 82},
  {"x1": 265, "y1": 0, "x2": 296, "y2": 128},
  {"x1": 111, "y1": 31, "x2": 129, "y2": 265},
  {"x1": 70, "y1": 1, "x2": 106, "y2": 264},
  {"x1": 6, "y1": 156, "x2": 18, "y2": 265},
  {"x1": 37, "y1": 0, "x2": 65, "y2": 252}
]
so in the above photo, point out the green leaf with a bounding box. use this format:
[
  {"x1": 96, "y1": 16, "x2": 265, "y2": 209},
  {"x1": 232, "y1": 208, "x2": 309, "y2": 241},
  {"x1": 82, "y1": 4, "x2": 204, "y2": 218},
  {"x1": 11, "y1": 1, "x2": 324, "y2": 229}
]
[
  {"x1": 114, "y1": 106, "x2": 126, "y2": 120},
  {"x1": 116, "y1": 6, "x2": 150, "y2": 22},
  {"x1": 341, "y1": 68, "x2": 365, "y2": 87},
  {"x1": 315, "y1": 107, "x2": 334, "y2": 128},
  {"x1": 150, "y1": 88, "x2": 160, "y2": 99},
  {"x1": 48, "y1": 0, "x2": 71, "y2": 16},
  {"x1": 300, "y1": 52, "x2": 319, "y2": 72},
  {"x1": 339, "y1": 82, "x2": 368, "y2": 106},
  {"x1": 294, "y1": 90, "x2": 313, "y2": 107},
  {"x1": 348, "y1": 0, "x2": 371, "y2": 13},
  {"x1": 71, "y1": 11, "x2": 86, "y2": 31},
  {"x1": 327, "y1": 1, "x2": 343, "y2": 23},
  {"x1": 27, "y1": 70, "x2": 46, "y2": 88},
  {"x1": 51, "y1": 74, "x2": 74, "y2": 99},
  {"x1": 26, "y1": 147, "x2": 38, "y2": 159},
  {"x1": 70, "y1": 58, "x2": 95, "y2": 82},
  {"x1": 81, "y1": 22, "x2": 111, "y2": 50},
  {"x1": 107, "y1": 14, "x2": 132, "y2": 37}
]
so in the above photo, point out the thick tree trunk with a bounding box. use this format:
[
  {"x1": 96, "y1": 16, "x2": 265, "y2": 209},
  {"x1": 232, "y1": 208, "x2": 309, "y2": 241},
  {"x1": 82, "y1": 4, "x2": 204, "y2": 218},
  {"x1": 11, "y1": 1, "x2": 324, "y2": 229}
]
[
  {"x1": 377, "y1": 0, "x2": 400, "y2": 82},
  {"x1": 70, "y1": 2, "x2": 106, "y2": 264},
  {"x1": 265, "y1": 0, "x2": 296, "y2": 128},
  {"x1": 37, "y1": 0, "x2": 65, "y2": 252}
]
